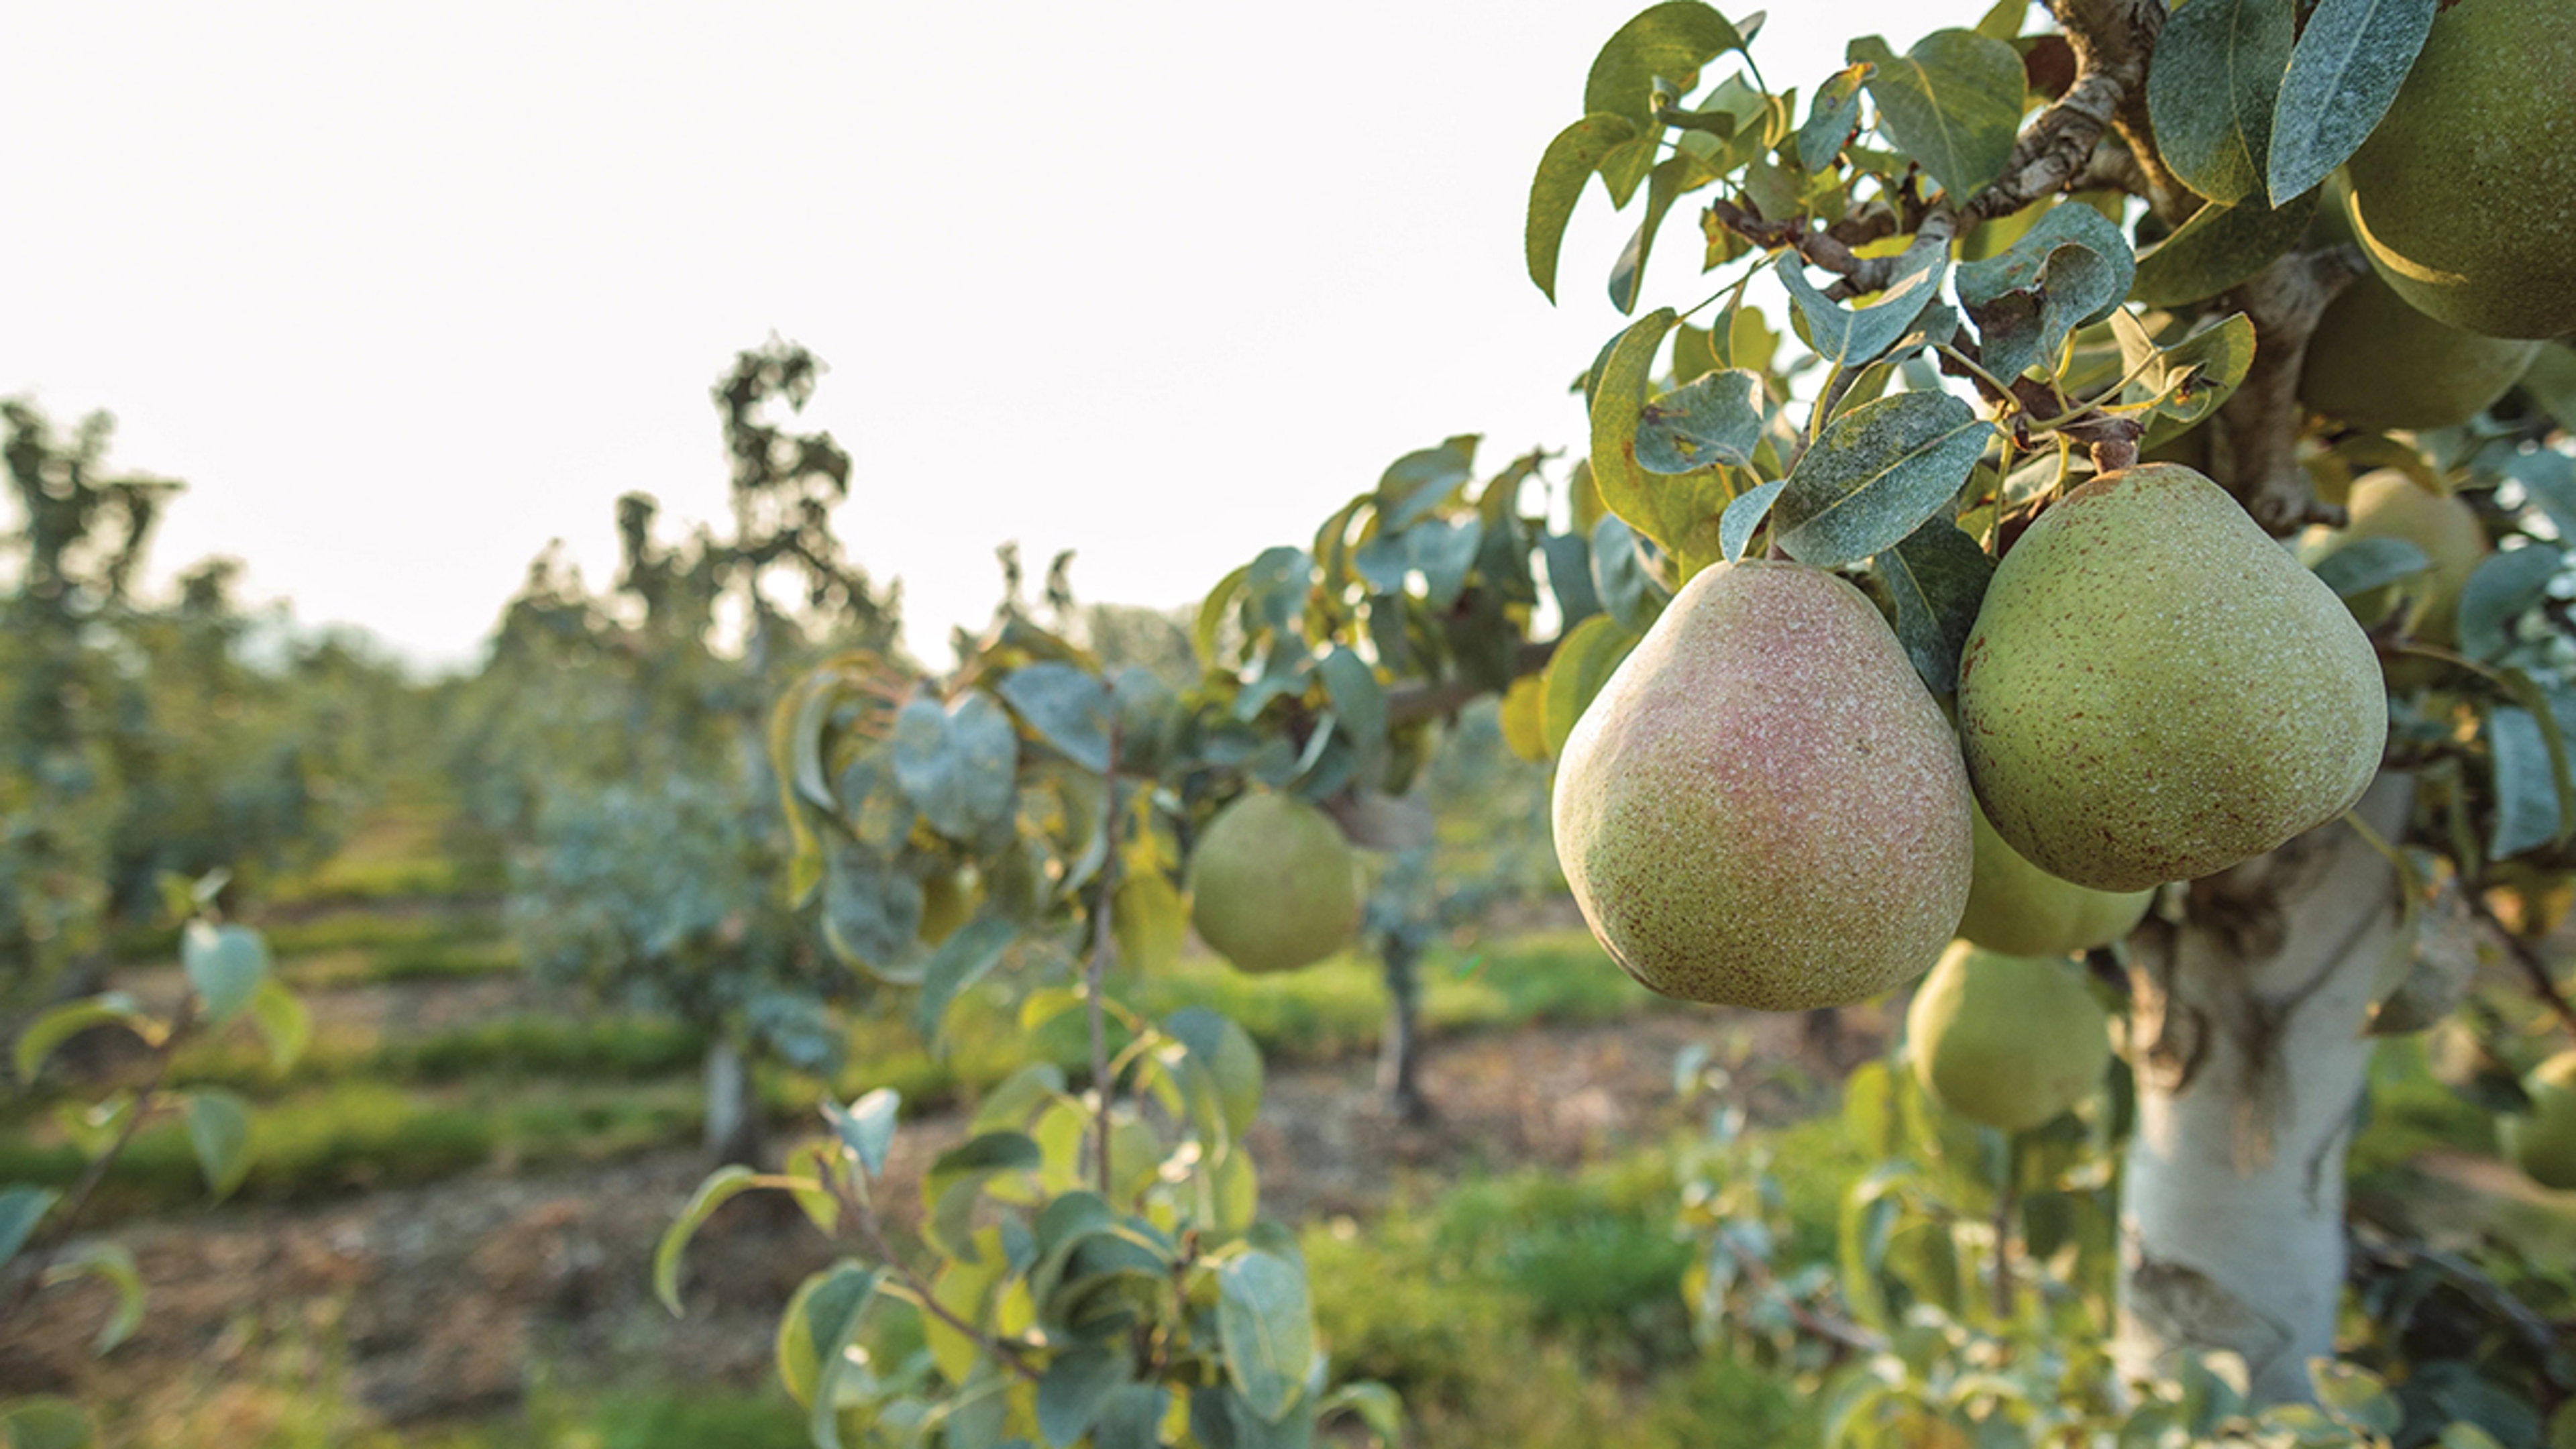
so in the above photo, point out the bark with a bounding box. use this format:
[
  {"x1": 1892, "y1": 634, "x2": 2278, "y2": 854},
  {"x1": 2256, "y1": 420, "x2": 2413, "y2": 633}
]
[
  {"x1": 702, "y1": 1036, "x2": 764, "y2": 1166},
  {"x1": 1377, "y1": 938, "x2": 1433, "y2": 1123},
  {"x1": 2114, "y1": 773, "x2": 2414, "y2": 1404}
]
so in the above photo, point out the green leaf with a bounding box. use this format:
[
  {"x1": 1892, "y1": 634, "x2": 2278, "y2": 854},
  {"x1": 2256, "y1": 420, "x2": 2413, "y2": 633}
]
[
  {"x1": 1195, "y1": 564, "x2": 1251, "y2": 669},
  {"x1": 1774, "y1": 235, "x2": 1946, "y2": 366},
  {"x1": 2487, "y1": 707, "x2": 2562, "y2": 859},
  {"x1": 998, "y1": 663, "x2": 1113, "y2": 774},
  {"x1": 1589, "y1": 517, "x2": 1670, "y2": 634},
  {"x1": 1376, "y1": 439, "x2": 1477, "y2": 529},
  {"x1": 1585, "y1": 2, "x2": 1745, "y2": 133},
  {"x1": 780, "y1": 1140, "x2": 843, "y2": 1234},
  {"x1": 2129, "y1": 189, "x2": 2322, "y2": 307},
  {"x1": 1636, "y1": 370, "x2": 1766, "y2": 474},
  {"x1": 15, "y1": 995, "x2": 153, "y2": 1085},
  {"x1": 1609, "y1": 156, "x2": 1693, "y2": 315},
  {"x1": 1719, "y1": 478, "x2": 1788, "y2": 564},
  {"x1": 1589, "y1": 309, "x2": 1684, "y2": 547},
  {"x1": 775, "y1": 1262, "x2": 882, "y2": 1433},
  {"x1": 1317, "y1": 1382, "x2": 1404, "y2": 1446},
  {"x1": 247, "y1": 977, "x2": 309, "y2": 1075},
  {"x1": 820, "y1": 840, "x2": 924, "y2": 981},
  {"x1": 655, "y1": 1165, "x2": 759, "y2": 1314},
  {"x1": 825, "y1": 1087, "x2": 900, "y2": 1179},
  {"x1": 2132, "y1": 313, "x2": 2259, "y2": 447},
  {"x1": 1093, "y1": 1383, "x2": 1171, "y2": 1449},
  {"x1": 923, "y1": 1132, "x2": 1044, "y2": 1259},
  {"x1": 0, "y1": 1399, "x2": 95, "y2": 1449},
  {"x1": 1875, "y1": 517, "x2": 1994, "y2": 693},
  {"x1": 1540, "y1": 532, "x2": 1601, "y2": 627},
  {"x1": 1218, "y1": 1249, "x2": 1316, "y2": 1423},
  {"x1": 1409, "y1": 518, "x2": 1485, "y2": 610},
  {"x1": 0, "y1": 1187, "x2": 59, "y2": 1267},
  {"x1": 2265, "y1": 0, "x2": 2436, "y2": 205},
  {"x1": 180, "y1": 921, "x2": 268, "y2": 1028},
  {"x1": 1038, "y1": 1344, "x2": 1132, "y2": 1448},
  {"x1": 1849, "y1": 30, "x2": 2024, "y2": 199},
  {"x1": 1542, "y1": 615, "x2": 1642, "y2": 757},
  {"x1": 2311, "y1": 536, "x2": 2430, "y2": 598},
  {"x1": 42, "y1": 1241, "x2": 143, "y2": 1353},
  {"x1": 184, "y1": 1089, "x2": 252, "y2": 1200},
  {"x1": 2308, "y1": 1359, "x2": 2401, "y2": 1435},
  {"x1": 1165, "y1": 1006, "x2": 1265, "y2": 1138},
  {"x1": 891, "y1": 693, "x2": 1020, "y2": 840},
  {"x1": 1526, "y1": 115, "x2": 1641, "y2": 302},
  {"x1": 2147, "y1": 0, "x2": 2294, "y2": 203},
  {"x1": 1798, "y1": 64, "x2": 1870, "y2": 171},
  {"x1": 1955, "y1": 203, "x2": 2134, "y2": 378},
  {"x1": 2457, "y1": 546, "x2": 2564, "y2": 661},
  {"x1": 1114, "y1": 869, "x2": 1187, "y2": 975},
  {"x1": 1773, "y1": 392, "x2": 1994, "y2": 568},
  {"x1": 912, "y1": 916, "x2": 1022, "y2": 1043}
]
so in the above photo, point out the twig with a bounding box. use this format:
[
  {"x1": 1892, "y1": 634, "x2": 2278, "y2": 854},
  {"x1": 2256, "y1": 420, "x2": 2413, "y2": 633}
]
[
  {"x1": 845, "y1": 1189, "x2": 1042, "y2": 1381},
  {"x1": 1713, "y1": 1230, "x2": 1890, "y2": 1355},
  {"x1": 1383, "y1": 639, "x2": 1557, "y2": 726},
  {"x1": 2461, "y1": 888, "x2": 2576, "y2": 1046},
  {"x1": 0, "y1": 1000, "x2": 194, "y2": 1333}
]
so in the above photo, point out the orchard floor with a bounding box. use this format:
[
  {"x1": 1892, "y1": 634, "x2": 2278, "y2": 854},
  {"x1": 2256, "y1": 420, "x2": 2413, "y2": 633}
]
[{"x1": 0, "y1": 939, "x2": 1886, "y2": 1445}]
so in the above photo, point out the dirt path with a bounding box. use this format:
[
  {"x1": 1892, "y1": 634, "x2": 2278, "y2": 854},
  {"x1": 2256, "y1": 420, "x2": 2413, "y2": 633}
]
[{"x1": 0, "y1": 1007, "x2": 1888, "y2": 1429}]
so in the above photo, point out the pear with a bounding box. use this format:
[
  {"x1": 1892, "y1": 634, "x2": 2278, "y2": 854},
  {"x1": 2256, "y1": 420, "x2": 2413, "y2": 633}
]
[
  {"x1": 920, "y1": 865, "x2": 981, "y2": 945},
  {"x1": 2298, "y1": 470, "x2": 2489, "y2": 646},
  {"x1": 1185, "y1": 792, "x2": 1360, "y2": 974},
  {"x1": 2298, "y1": 271, "x2": 2539, "y2": 431},
  {"x1": 1551, "y1": 560, "x2": 1972, "y2": 1010},
  {"x1": 1957, "y1": 465, "x2": 2385, "y2": 892},
  {"x1": 1956, "y1": 796, "x2": 2153, "y2": 957},
  {"x1": 2342, "y1": 0, "x2": 2576, "y2": 339},
  {"x1": 1907, "y1": 941, "x2": 2110, "y2": 1134},
  {"x1": 2502, "y1": 1050, "x2": 2576, "y2": 1191}
]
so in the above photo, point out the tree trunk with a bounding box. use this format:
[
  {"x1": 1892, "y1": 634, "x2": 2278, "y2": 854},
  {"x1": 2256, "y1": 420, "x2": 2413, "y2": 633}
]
[
  {"x1": 1377, "y1": 938, "x2": 1432, "y2": 1123},
  {"x1": 2114, "y1": 773, "x2": 2413, "y2": 1404},
  {"x1": 703, "y1": 1036, "x2": 764, "y2": 1166}
]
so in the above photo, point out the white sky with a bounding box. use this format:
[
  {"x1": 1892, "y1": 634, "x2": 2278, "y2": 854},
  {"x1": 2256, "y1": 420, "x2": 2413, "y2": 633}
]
[{"x1": 2, "y1": 1, "x2": 1930, "y2": 672}]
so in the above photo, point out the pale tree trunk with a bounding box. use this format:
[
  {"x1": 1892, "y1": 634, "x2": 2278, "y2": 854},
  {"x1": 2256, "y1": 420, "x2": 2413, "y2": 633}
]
[
  {"x1": 2115, "y1": 773, "x2": 2414, "y2": 1404},
  {"x1": 703, "y1": 1036, "x2": 764, "y2": 1166},
  {"x1": 1377, "y1": 938, "x2": 1432, "y2": 1123}
]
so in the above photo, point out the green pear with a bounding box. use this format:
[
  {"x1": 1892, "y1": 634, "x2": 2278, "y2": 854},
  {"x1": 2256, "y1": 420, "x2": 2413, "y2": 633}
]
[
  {"x1": 2343, "y1": 0, "x2": 2576, "y2": 339},
  {"x1": 920, "y1": 865, "x2": 980, "y2": 945},
  {"x1": 1551, "y1": 559, "x2": 1972, "y2": 1010},
  {"x1": 2502, "y1": 1050, "x2": 2576, "y2": 1191},
  {"x1": 2298, "y1": 271, "x2": 2539, "y2": 431},
  {"x1": 1956, "y1": 796, "x2": 2153, "y2": 957},
  {"x1": 1185, "y1": 792, "x2": 1360, "y2": 974},
  {"x1": 1957, "y1": 465, "x2": 2385, "y2": 892},
  {"x1": 2298, "y1": 470, "x2": 2489, "y2": 646},
  {"x1": 1907, "y1": 941, "x2": 2111, "y2": 1134}
]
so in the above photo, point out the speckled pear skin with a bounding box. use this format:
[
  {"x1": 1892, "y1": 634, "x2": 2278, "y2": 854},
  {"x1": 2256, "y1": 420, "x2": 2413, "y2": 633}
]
[
  {"x1": 1955, "y1": 796, "x2": 2153, "y2": 957},
  {"x1": 1550, "y1": 560, "x2": 1972, "y2": 1011},
  {"x1": 2298, "y1": 271, "x2": 2539, "y2": 431},
  {"x1": 1957, "y1": 465, "x2": 2387, "y2": 892},
  {"x1": 2343, "y1": 0, "x2": 2576, "y2": 339},
  {"x1": 1906, "y1": 941, "x2": 2111, "y2": 1134},
  {"x1": 1185, "y1": 793, "x2": 1360, "y2": 974}
]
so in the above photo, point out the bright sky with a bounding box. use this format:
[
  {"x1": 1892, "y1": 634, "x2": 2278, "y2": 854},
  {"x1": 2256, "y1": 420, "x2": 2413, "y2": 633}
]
[{"x1": 3, "y1": 1, "x2": 1930, "y2": 673}]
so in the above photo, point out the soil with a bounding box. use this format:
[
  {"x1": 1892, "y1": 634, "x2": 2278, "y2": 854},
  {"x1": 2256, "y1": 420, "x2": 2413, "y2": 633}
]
[{"x1": 0, "y1": 999, "x2": 1890, "y2": 1430}]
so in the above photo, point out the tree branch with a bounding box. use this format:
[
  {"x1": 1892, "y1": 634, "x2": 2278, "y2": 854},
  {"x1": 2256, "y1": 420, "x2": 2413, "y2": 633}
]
[
  {"x1": 2462, "y1": 887, "x2": 2576, "y2": 1046},
  {"x1": 1383, "y1": 639, "x2": 1557, "y2": 727},
  {"x1": 2207, "y1": 247, "x2": 2371, "y2": 535}
]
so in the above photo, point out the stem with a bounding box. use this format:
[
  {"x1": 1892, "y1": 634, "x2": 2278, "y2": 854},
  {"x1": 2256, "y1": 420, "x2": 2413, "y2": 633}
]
[
  {"x1": 1088, "y1": 707, "x2": 1124, "y2": 1202},
  {"x1": 1713, "y1": 1230, "x2": 1889, "y2": 1355},
  {"x1": 2462, "y1": 888, "x2": 2576, "y2": 1046},
  {"x1": 0, "y1": 1000, "x2": 194, "y2": 1332}
]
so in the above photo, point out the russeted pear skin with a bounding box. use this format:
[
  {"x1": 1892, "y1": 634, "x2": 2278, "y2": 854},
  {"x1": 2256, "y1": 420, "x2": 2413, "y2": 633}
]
[
  {"x1": 1551, "y1": 560, "x2": 1972, "y2": 1010},
  {"x1": 1957, "y1": 466, "x2": 2386, "y2": 892},
  {"x1": 2298, "y1": 470, "x2": 2490, "y2": 645},
  {"x1": 1956, "y1": 796, "x2": 2153, "y2": 957},
  {"x1": 1185, "y1": 792, "x2": 1360, "y2": 974},
  {"x1": 2297, "y1": 272, "x2": 2539, "y2": 431},
  {"x1": 2502, "y1": 1050, "x2": 2576, "y2": 1191},
  {"x1": 2343, "y1": 0, "x2": 2576, "y2": 339},
  {"x1": 1907, "y1": 941, "x2": 2111, "y2": 1134}
]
